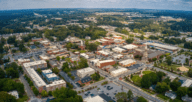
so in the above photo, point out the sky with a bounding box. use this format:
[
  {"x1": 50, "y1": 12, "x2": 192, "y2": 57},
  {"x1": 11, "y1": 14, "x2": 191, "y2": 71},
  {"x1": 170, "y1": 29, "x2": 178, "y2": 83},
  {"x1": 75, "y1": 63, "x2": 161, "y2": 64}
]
[{"x1": 0, "y1": 0, "x2": 192, "y2": 11}]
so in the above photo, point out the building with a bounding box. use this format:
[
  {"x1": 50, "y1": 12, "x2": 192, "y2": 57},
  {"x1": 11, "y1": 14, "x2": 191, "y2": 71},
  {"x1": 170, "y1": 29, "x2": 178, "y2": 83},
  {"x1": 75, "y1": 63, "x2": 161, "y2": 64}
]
[
  {"x1": 186, "y1": 37, "x2": 192, "y2": 42},
  {"x1": 123, "y1": 44, "x2": 138, "y2": 53},
  {"x1": 97, "y1": 50, "x2": 110, "y2": 57},
  {"x1": 85, "y1": 36, "x2": 91, "y2": 40},
  {"x1": 32, "y1": 37, "x2": 43, "y2": 42},
  {"x1": 46, "y1": 80, "x2": 66, "y2": 92},
  {"x1": 112, "y1": 47, "x2": 126, "y2": 53},
  {"x1": 165, "y1": 91, "x2": 176, "y2": 100},
  {"x1": 49, "y1": 60, "x2": 57, "y2": 68},
  {"x1": 18, "y1": 58, "x2": 30, "y2": 65},
  {"x1": 80, "y1": 53, "x2": 89, "y2": 59},
  {"x1": 39, "y1": 55, "x2": 50, "y2": 60},
  {"x1": 113, "y1": 54, "x2": 124, "y2": 60},
  {"x1": 42, "y1": 69, "x2": 52, "y2": 75},
  {"x1": 78, "y1": 40, "x2": 86, "y2": 50},
  {"x1": 111, "y1": 67, "x2": 129, "y2": 77},
  {"x1": 23, "y1": 60, "x2": 47, "y2": 70},
  {"x1": 113, "y1": 36, "x2": 122, "y2": 39},
  {"x1": 77, "y1": 67, "x2": 95, "y2": 78},
  {"x1": 96, "y1": 60, "x2": 116, "y2": 68},
  {"x1": 145, "y1": 43, "x2": 178, "y2": 53},
  {"x1": 90, "y1": 59, "x2": 100, "y2": 66},
  {"x1": 25, "y1": 68, "x2": 46, "y2": 93},
  {"x1": 84, "y1": 96, "x2": 105, "y2": 102},
  {"x1": 119, "y1": 59, "x2": 136, "y2": 67},
  {"x1": 8, "y1": 91, "x2": 19, "y2": 99},
  {"x1": 45, "y1": 73, "x2": 59, "y2": 82},
  {"x1": 181, "y1": 79, "x2": 192, "y2": 87}
]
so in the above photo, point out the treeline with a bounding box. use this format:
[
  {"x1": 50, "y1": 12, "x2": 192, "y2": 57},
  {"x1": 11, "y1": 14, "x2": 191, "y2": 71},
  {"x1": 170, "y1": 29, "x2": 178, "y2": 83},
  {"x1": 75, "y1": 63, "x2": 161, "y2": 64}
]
[
  {"x1": 44, "y1": 25, "x2": 107, "y2": 41},
  {"x1": 164, "y1": 38, "x2": 186, "y2": 45},
  {"x1": 170, "y1": 20, "x2": 192, "y2": 32},
  {"x1": 115, "y1": 27, "x2": 129, "y2": 35}
]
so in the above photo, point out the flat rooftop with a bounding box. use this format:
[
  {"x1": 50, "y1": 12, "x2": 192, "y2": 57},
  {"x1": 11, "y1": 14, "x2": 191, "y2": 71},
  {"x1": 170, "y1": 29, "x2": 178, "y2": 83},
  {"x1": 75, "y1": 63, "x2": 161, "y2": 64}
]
[
  {"x1": 99, "y1": 60, "x2": 115, "y2": 64},
  {"x1": 23, "y1": 60, "x2": 46, "y2": 68},
  {"x1": 77, "y1": 67, "x2": 95, "y2": 74},
  {"x1": 42, "y1": 69, "x2": 52, "y2": 74},
  {"x1": 46, "y1": 80, "x2": 66, "y2": 87},
  {"x1": 46, "y1": 73, "x2": 58, "y2": 78},
  {"x1": 119, "y1": 59, "x2": 136, "y2": 65},
  {"x1": 123, "y1": 44, "x2": 138, "y2": 50}
]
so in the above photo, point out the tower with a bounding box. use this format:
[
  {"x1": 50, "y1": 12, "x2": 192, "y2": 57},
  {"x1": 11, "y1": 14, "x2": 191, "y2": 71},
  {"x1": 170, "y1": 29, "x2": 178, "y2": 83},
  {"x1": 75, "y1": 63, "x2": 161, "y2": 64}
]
[
  {"x1": 141, "y1": 45, "x2": 148, "y2": 63},
  {"x1": 78, "y1": 40, "x2": 85, "y2": 50}
]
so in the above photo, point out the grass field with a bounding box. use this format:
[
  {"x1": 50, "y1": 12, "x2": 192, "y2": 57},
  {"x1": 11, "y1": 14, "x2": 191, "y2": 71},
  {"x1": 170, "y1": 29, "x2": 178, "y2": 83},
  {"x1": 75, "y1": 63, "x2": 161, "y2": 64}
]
[
  {"x1": 158, "y1": 63, "x2": 190, "y2": 71},
  {"x1": 142, "y1": 71, "x2": 152, "y2": 75},
  {"x1": 131, "y1": 75, "x2": 142, "y2": 86}
]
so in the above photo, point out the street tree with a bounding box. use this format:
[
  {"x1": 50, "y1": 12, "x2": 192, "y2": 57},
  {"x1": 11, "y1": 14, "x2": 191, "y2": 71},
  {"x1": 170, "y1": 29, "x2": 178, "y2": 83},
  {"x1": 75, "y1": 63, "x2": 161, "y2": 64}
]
[{"x1": 127, "y1": 90, "x2": 134, "y2": 101}]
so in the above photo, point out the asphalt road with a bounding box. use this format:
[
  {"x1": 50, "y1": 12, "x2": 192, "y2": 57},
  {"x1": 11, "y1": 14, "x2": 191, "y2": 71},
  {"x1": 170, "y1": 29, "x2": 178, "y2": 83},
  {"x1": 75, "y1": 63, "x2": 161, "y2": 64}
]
[
  {"x1": 19, "y1": 73, "x2": 36, "y2": 98},
  {"x1": 114, "y1": 80, "x2": 163, "y2": 102},
  {"x1": 59, "y1": 71, "x2": 79, "y2": 88}
]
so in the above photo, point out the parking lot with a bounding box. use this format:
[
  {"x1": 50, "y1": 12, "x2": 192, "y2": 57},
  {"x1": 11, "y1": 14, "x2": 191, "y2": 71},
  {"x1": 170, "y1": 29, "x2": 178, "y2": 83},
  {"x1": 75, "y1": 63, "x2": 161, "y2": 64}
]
[{"x1": 78, "y1": 83, "x2": 128, "y2": 101}]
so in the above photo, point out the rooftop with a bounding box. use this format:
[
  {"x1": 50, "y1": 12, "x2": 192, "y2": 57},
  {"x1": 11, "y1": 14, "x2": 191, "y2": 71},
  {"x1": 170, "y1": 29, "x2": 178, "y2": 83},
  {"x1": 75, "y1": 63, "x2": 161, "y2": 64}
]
[
  {"x1": 46, "y1": 80, "x2": 66, "y2": 87},
  {"x1": 46, "y1": 73, "x2": 58, "y2": 78},
  {"x1": 77, "y1": 67, "x2": 95, "y2": 74},
  {"x1": 42, "y1": 69, "x2": 52, "y2": 74},
  {"x1": 123, "y1": 44, "x2": 138, "y2": 50},
  {"x1": 119, "y1": 59, "x2": 136, "y2": 65},
  {"x1": 99, "y1": 60, "x2": 115, "y2": 64},
  {"x1": 111, "y1": 68, "x2": 128, "y2": 74},
  {"x1": 23, "y1": 60, "x2": 46, "y2": 68}
]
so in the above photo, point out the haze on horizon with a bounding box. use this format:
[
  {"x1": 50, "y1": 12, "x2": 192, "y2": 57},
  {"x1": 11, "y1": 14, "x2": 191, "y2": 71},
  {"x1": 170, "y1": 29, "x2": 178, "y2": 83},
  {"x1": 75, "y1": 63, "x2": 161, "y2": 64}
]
[{"x1": 0, "y1": 0, "x2": 192, "y2": 11}]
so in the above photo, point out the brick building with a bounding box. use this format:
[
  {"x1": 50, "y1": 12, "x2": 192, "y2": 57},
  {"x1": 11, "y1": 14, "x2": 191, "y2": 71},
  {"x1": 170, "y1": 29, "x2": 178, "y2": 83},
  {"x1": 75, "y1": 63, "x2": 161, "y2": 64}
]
[{"x1": 96, "y1": 60, "x2": 116, "y2": 68}]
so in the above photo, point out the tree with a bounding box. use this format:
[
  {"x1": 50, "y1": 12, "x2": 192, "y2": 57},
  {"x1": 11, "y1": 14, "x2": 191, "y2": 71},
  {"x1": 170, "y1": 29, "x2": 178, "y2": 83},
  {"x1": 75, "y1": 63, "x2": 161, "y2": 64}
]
[
  {"x1": 56, "y1": 56, "x2": 60, "y2": 62},
  {"x1": 155, "y1": 82, "x2": 169, "y2": 93},
  {"x1": 140, "y1": 35, "x2": 144, "y2": 40},
  {"x1": 177, "y1": 87, "x2": 188, "y2": 99},
  {"x1": 34, "y1": 41, "x2": 40, "y2": 46},
  {"x1": 37, "y1": 68, "x2": 42, "y2": 74},
  {"x1": 6, "y1": 68, "x2": 19, "y2": 78},
  {"x1": 91, "y1": 72, "x2": 100, "y2": 81},
  {"x1": 137, "y1": 96, "x2": 147, "y2": 102},
  {"x1": 0, "y1": 91, "x2": 17, "y2": 102},
  {"x1": 78, "y1": 58, "x2": 88, "y2": 68},
  {"x1": 126, "y1": 38, "x2": 134, "y2": 44},
  {"x1": 52, "y1": 67, "x2": 59, "y2": 74},
  {"x1": 115, "y1": 92, "x2": 127, "y2": 102},
  {"x1": 41, "y1": 90, "x2": 48, "y2": 97},
  {"x1": 170, "y1": 80, "x2": 181, "y2": 91},
  {"x1": 87, "y1": 43, "x2": 98, "y2": 51},
  {"x1": 166, "y1": 56, "x2": 172, "y2": 66},
  {"x1": 32, "y1": 86, "x2": 39, "y2": 96},
  {"x1": 141, "y1": 72, "x2": 158, "y2": 88},
  {"x1": 186, "y1": 58, "x2": 189, "y2": 65},
  {"x1": 156, "y1": 71, "x2": 166, "y2": 82},
  {"x1": 62, "y1": 56, "x2": 65, "y2": 60},
  {"x1": 0, "y1": 68, "x2": 5, "y2": 78},
  {"x1": 48, "y1": 91, "x2": 52, "y2": 96},
  {"x1": 163, "y1": 77, "x2": 171, "y2": 85},
  {"x1": 188, "y1": 87, "x2": 192, "y2": 97},
  {"x1": 127, "y1": 90, "x2": 133, "y2": 101},
  {"x1": 188, "y1": 69, "x2": 192, "y2": 77}
]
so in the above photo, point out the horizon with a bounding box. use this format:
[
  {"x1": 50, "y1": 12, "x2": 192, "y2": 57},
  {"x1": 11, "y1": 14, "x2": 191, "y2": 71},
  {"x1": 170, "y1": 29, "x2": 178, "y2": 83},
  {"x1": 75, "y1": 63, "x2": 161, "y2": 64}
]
[{"x1": 1, "y1": 0, "x2": 192, "y2": 11}]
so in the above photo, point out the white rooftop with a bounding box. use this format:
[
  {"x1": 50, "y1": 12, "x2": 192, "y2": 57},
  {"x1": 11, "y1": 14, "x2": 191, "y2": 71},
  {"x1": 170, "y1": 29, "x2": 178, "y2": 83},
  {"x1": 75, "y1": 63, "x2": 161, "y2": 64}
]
[
  {"x1": 181, "y1": 79, "x2": 192, "y2": 87},
  {"x1": 84, "y1": 95, "x2": 104, "y2": 102},
  {"x1": 123, "y1": 44, "x2": 138, "y2": 50},
  {"x1": 42, "y1": 69, "x2": 52, "y2": 74},
  {"x1": 119, "y1": 59, "x2": 136, "y2": 65},
  {"x1": 112, "y1": 47, "x2": 125, "y2": 52},
  {"x1": 18, "y1": 58, "x2": 30, "y2": 62},
  {"x1": 25, "y1": 68, "x2": 46, "y2": 87},
  {"x1": 46, "y1": 73, "x2": 58, "y2": 78},
  {"x1": 111, "y1": 68, "x2": 128, "y2": 75},
  {"x1": 46, "y1": 80, "x2": 66, "y2": 87},
  {"x1": 23, "y1": 60, "x2": 46, "y2": 68},
  {"x1": 98, "y1": 50, "x2": 109, "y2": 55},
  {"x1": 77, "y1": 67, "x2": 95, "y2": 74},
  {"x1": 99, "y1": 60, "x2": 114, "y2": 64}
]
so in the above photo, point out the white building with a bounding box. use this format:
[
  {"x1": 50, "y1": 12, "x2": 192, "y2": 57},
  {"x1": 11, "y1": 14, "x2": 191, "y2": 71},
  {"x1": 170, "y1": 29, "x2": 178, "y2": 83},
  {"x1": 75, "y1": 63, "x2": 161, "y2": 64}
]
[
  {"x1": 113, "y1": 54, "x2": 123, "y2": 59},
  {"x1": 181, "y1": 79, "x2": 192, "y2": 87},
  {"x1": 80, "y1": 53, "x2": 89, "y2": 59},
  {"x1": 84, "y1": 96, "x2": 105, "y2": 102},
  {"x1": 111, "y1": 67, "x2": 129, "y2": 77},
  {"x1": 23, "y1": 60, "x2": 47, "y2": 70},
  {"x1": 77, "y1": 67, "x2": 95, "y2": 78},
  {"x1": 119, "y1": 59, "x2": 136, "y2": 67},
  {"x1": 112, "y1": 47, "x2": 126, "y2": 53},
  {"x1": 123, "y1": 44, "x2": 138, "y2": 50},
  {"x1": 46, "y1": 80, "x2": 66, "y2": 92},
  {"x1": 18, "y1": 58, "x2": 30, "y2": 65},
  {"x1": 8, "y1": 90, "x2": 19, "y2": 99},
  {"x1": 186, "y1": 37, "x2": 192, "y2": 42}
]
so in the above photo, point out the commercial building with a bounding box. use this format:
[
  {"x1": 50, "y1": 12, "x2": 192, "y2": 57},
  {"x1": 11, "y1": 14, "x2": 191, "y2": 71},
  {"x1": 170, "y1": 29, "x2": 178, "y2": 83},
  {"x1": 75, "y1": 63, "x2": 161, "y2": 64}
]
[
  {"x1": 113, "y1": 54, "x2": 124, "y2": 59},
  {"x1": 111, "y1": 67, "x2": 128, "y2": 77},
  {"x1": 23, "y1": 60, "x2": 47, "y2": 70},
  {"x1": 46, "y1": 80, "x2": 66, "y2": 92},
  {"x1": 77, "y1": 67, "x2": 95, "y2": 78},
  {"x1": 18, "y1": 58, "x2": 30, "y2": 65},
  {"x1": 84, "y1": 96, "x2": 105, "y2": 102},
  {"x1": 123, "y1": 44, "x2": 138, "y2": 53},
  {"x1": 119, "y1": 59, "x2": 136, "y2": 67},
  {"x1": 145, "y1": 43, "x2": 178, "y2": 53},
  {"x1": 96, "y1": 60, "x2": 116, "y2": 68},
  {"x1": 97, "y1": 50, "x2": 110, "y2": 57},
  {"x1": 112, "y1": 47, "x2": 126, "y2": 53},
  {"x1": 80, "y1": 53, "x2": 89, "y2": 59}
]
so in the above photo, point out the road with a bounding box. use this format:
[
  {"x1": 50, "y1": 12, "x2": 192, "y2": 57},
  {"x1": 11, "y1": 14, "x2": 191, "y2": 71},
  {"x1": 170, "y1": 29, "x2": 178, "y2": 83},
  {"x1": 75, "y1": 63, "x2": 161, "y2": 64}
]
[
  {"x1": 59, "y1": 71, "x2": 79, "y2": 88},
  {"x1": 153, "y1": 66, "x2": 188, "y2": 80},
  {"x1": 19, "y1": 73, "x2": 35, "y2": 98},
  {"x1": 114, "y1": 80, "x2": 163, "y2": 102}
]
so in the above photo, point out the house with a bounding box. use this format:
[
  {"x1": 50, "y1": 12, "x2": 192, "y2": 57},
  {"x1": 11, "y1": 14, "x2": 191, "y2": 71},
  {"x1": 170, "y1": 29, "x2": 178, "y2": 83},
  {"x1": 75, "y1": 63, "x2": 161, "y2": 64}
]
[
  {"x1": 8, "y1": 90, "x2": 19, "y2": 99},
  {"x1": 165, "y1": 91, "x2": 177, "y2": 100},
  {"x1": 181, "y1": 79, "x2": 192, "y2": 87}
]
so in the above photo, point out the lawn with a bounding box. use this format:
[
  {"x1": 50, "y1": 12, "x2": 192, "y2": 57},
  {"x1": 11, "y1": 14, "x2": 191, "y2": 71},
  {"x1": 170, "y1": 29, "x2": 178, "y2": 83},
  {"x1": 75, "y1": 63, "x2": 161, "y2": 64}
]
[
  {"x1": 131, "y1": 75, "x2": 142, "y2": 86},
  {"x1": 17, "y1": 94, "x2": 28, "y2": 102},
  {"x1": 158, "y1": 62, "x2": 189, "y2": 71},
  {"x1": 142, "y1": 71, "x2": 152, "y2": 75}
]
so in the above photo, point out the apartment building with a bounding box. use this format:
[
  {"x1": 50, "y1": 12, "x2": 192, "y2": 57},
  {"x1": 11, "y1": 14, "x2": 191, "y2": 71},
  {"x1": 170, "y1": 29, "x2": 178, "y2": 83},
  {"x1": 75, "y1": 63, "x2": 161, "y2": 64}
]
[
  {"x1": 46, "y1": 80, "x2": 66, "y2": 92},
  {"x1": 23, "y1": 60, "x2": 47, "y2": 70},
  {"x1": 77, "y1": 67, "x2": 95, "y2": 78},
  {"x1": 18, "y1": 58, "x2": 30, "y2": 65}
]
